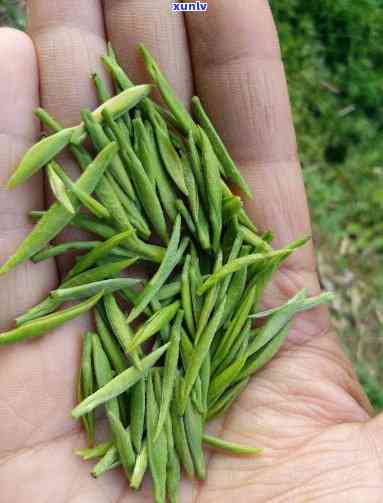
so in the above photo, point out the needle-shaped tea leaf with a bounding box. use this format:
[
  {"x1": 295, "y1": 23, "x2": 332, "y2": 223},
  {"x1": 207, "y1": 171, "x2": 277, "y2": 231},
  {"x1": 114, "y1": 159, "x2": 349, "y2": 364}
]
[
  {"x1": 192, "y1": 96, "x2": 252, "y2": 198},
  {"x1": 71, "y1": 343, "x2": 169, "y2": 418},
  {"x1": 0, "y1": 291, "x2": 104, "y2": 346},
  {"x1": 130, "y1": 378, "x2": 146, "y2": 454},
  {"x1": 250, "y1": 292, "x2": 334, "y2": 319},
  {"x1": 130, "y1": 442, "x2": 148, "y2": 490},
  {"x1": 199, "y1": 128, "x2": 222, "y2": 252},
  {"x1": 146, "y1": 372, "x2": 168, "y2": 503},
  {"x1": 127, "y1": 301, "x2": 180, "y2": 353},
  {"x1": 154, "y1": 310, "x2": 183, "y2": 440},
  {"x1": 127, "y1": 216, "x2": 187, "y2": 322},
  {"x1": 0, "y1": 142, "x2": 118, "y2": 275},
  {"x1": 203, "y1": 434, "x2": 261, "y2": 456},
  {"x1": 180, "y1": 298, "x2": 226, "y2": 415},
  {"x1": 246, "y1": 290, "x2": 307, "y2": 358},
  {"x1": 78, "y1": 332, "x2": 95, "y2": 446},
  {"x1": 139, "y1": 44, "x2": 194, "y2": 135},
  {"x1": 47, "y1": 162, "x2": 75, "y2": 214},
  {"x1": 51, "y1": 277, "x2": 142, "y2": 302},
  {"x1": 66, "y1": 231, "x2": 136, "y2": 279},
  {"x1": 71, "y1": 84, "x2": 153, "y2": 144},
  {"x1": 7, "y1": 128, "x2": 74, "y2": 189},
  {"x1": 53, "y1": 162, "x2": 111, "y2": 219},
  {"x1": 75, "y1": 441, "x2": 113, "y2": 460},
  {"x1": 198, "y1": 249, "x2": 290, "y2": 296},
  {"x1": 104, "y1": 293, "x2": 142, "y2": 369}
]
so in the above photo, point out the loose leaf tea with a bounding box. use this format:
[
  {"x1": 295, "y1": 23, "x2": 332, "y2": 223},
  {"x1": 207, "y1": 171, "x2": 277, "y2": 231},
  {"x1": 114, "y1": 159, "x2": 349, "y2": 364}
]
[{"x1": 0, "y1": 44, "x2": 333, "y2": 502}]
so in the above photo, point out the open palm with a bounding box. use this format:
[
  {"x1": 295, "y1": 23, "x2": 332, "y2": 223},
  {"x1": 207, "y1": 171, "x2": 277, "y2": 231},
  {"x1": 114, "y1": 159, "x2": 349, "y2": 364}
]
[{"x1": 1, "y1": 1, "x2": 382, "y2": 501}]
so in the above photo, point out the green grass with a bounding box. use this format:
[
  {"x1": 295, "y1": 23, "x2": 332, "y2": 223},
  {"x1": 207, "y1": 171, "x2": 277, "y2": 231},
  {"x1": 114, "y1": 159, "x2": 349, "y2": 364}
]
[
  {"x1": 0, "y1": 0, "x2": 25, "y2": 29},
  {"x1": 271, "y1": 0, "x2": 383, "y2": 409},
  {"x1": 272, "y1": 0, "x2": 383, "y2": 247},
  {"x1": 1, "y1": 0, "x2": 383, "y2": 409}
]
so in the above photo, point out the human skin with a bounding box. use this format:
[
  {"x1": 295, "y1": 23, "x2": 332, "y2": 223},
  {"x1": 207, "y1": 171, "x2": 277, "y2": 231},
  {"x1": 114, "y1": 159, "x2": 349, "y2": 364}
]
[{"x1": 0, "y1": 1, "x2": 382, "y2": 501}]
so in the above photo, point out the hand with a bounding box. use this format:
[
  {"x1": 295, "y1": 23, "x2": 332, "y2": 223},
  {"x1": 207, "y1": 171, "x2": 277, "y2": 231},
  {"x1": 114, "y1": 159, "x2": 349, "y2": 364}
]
[{"x1": 0, "y1": 1, "x2": 382, "y2": 502}]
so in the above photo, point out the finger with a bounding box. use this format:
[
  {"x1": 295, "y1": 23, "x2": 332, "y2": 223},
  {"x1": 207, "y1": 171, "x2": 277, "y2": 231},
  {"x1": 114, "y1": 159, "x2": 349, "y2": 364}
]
[
  {"x1": 0, "y1": 28, "x2": 56, "y2": 327},
  {"x1": 0, "y1": 0, "x2": 109, "y2": 448},
  {"x1": 27, "y1": 0, "x2": 107, "y2": 127},
  {"x1": 185, "y1": 0, "x2": 317, "y2": 283},
  {"x1": 103, "y1": 0, "x2": 193, "y2": 104},
  {"x1": 0, "y1": 28, "x2": 90, "y2": 453},
  {"x1": 27, "y1": 0, "x2": 108, "y2": 276}
]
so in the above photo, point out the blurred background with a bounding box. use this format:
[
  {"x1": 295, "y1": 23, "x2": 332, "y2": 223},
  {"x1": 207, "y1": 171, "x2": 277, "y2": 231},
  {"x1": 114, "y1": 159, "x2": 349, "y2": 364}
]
[{"x1": 1, "y1": 0, "x2": 382, "y2": 409}]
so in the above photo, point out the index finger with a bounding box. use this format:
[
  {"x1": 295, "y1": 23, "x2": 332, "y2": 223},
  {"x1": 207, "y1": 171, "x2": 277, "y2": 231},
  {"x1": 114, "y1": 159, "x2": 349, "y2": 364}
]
[{"x1": 27, "y1": 0, "x2": 109, "y2": 276}]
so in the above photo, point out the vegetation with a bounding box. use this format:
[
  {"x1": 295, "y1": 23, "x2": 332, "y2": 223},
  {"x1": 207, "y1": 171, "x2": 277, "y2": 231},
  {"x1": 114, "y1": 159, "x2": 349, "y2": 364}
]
[
  {"x1": 271, "y1": 0, "x2": 383, "y2": 409},
  {"x1": 1, "y1": 0, "x2": 383, "y2": 408},
  {"x1": 0, "y1": 0, "x2": 25, "y2": 30}
]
